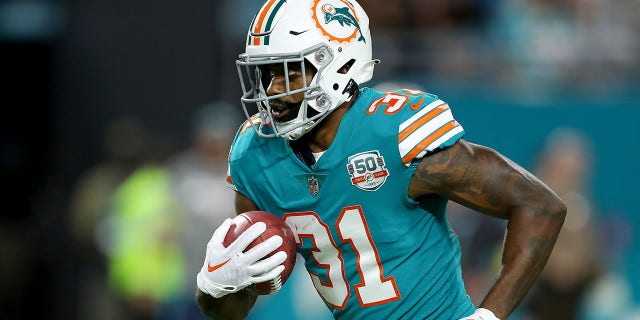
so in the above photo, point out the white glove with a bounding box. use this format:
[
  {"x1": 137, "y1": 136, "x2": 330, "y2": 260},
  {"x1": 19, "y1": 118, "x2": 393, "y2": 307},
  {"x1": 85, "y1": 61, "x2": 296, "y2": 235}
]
[
  {"x1": 459, "y1": 308, "x2": 500, "y2": 320},
  {"x1": 196, "y1": 218, "x2": 287, "y2": 298}
]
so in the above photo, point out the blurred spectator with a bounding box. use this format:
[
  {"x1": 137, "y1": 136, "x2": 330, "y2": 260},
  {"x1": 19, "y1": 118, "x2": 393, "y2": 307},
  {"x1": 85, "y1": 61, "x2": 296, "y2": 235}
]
[
  {"x1": 362, "y1": 0, "x2": 492, "y2": 30},
  {"x1": 362, "y1": 0, "x2": 640, "y2": 89},
  {"x1": 521, "y1": 128, "x2": 602, "y2": 320},
  {"x1": 359, "y1": 0, "x2": 411, "y2": 29},
  {"x1": 73, "y1": 124, "x2": 184, "y2": 320},
  {"x1": 405, "y1": 0, "x2": 491, "y2": 30},
  {"x1": 69, "y1": 118, "x2": 148, "y2": 247},
  {"x1": 103, "y1": 164, "x2": 186, "y2": 320},
  {"x1": 362, "y1": 0, "x2": 500, "y2": 81},
  {"x1": 571, "y1": 0, "x2": 640, "y2": 85},
  {"x1": 581, "y1": 219, "x2": 640, "y2": 320},
  {"x1": 67, "y1": 117, "x2": 148, "y2": 320},
  {"x1": 167, "y1": 102, "x2": 241, "y2": 319},
  {"x1": 491, "y1": 0, "x2": 582, "y2": 86},
  {"x1": 490, "y1": 0, "x2": 639, "y2": 89}
]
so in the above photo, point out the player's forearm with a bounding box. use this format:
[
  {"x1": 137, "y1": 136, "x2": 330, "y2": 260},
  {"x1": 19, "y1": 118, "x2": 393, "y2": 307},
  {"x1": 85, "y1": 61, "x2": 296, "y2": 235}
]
[
  {"x1": 196, "y1": 288, "x2": 257, "y2": 320},
  {"x1": 480, "y1": 201, "x2": 566, "y2": 319}
]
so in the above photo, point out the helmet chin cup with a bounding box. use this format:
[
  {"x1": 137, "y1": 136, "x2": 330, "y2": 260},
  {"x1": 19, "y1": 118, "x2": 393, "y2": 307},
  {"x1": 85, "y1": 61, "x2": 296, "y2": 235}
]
[{"x1": 236, "y1": 0, "x2": 377, "y2": 140}]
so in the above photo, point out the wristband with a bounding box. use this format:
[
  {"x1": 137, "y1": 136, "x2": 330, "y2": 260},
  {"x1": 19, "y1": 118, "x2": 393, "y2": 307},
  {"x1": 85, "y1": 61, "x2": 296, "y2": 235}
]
[{"x1": 473, "y1": 308, "x2": 499, "y2": 320}]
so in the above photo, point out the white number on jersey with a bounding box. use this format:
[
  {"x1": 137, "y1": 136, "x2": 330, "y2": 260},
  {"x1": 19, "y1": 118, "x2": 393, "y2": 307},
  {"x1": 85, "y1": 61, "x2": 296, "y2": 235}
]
[{"x1": 283, "y1": 206, "x2": 401, "y2": 310}]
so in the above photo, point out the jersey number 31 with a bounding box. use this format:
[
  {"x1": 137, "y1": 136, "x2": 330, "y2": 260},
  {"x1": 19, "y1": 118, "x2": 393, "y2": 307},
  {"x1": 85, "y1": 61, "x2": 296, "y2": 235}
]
[{"x1": 283, "y1": 205, "x2": 401, "y2": 310}]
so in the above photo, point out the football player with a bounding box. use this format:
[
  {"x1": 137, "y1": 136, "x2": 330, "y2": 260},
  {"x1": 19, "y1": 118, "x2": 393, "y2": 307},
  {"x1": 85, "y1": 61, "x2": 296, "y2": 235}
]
[{"x1": 196, "y1": 0, "x2": 566, "y2": 319}]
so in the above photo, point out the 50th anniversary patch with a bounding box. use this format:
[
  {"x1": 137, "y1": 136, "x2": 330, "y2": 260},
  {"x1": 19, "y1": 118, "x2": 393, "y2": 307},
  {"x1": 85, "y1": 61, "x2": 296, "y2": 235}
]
[{"x1": 346, "y1": 150, "x2": 389, "y2": 191}]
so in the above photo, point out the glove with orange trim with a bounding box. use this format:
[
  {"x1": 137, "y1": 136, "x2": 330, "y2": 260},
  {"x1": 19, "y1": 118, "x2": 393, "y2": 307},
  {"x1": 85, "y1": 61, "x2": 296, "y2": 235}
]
[{"x1": 196, "y1": 218, "x2": 287, "y2": 298}]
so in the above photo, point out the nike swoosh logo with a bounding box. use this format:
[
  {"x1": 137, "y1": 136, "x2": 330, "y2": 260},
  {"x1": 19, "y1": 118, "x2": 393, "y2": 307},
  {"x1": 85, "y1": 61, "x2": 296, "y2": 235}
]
[
  {"x1": 409, "y1": 96, "x2": 425, "y2": 110},
  {"x1": 208, "y1": 258, "x2": 230, "y2": 272},
  {"x1": 289, "y1": 29, "x2": 309, "y2": 36}
]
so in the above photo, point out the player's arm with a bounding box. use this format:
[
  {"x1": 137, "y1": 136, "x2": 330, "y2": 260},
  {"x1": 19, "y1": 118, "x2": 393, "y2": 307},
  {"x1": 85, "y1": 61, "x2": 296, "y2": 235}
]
[
  {"x1": 195, "y1": 192, "x2": 281, "y2": 320},
  {"x1": 408, "y1": 139, "x2": 566, "y2": 319},
  {"x1": 195, "y1": 289, "x2": 257, "y2": 320}
]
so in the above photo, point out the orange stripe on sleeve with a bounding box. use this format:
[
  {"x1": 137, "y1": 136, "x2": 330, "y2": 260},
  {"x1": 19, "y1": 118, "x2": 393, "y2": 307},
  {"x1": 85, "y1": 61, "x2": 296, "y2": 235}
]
[
  {"x1": 401, "y1": 121, "x2": 459, "y2": 163},
  {"x1": 398, "y1": 104, "x2": 449, "y2": 142},
  {"x1": 252, "y1": 0, "x2": 277, "y2": 45},
  {"x1": 239, "y1": 120, "x2": 252, "y2": 135}
]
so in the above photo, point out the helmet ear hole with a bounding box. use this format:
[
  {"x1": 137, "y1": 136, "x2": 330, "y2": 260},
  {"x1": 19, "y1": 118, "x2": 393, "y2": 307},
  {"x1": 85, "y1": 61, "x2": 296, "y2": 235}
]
[
  {"x1": 338, "y1": 59, "x2": 356, "y2": 74},
  {"x1": 333, "y1": 83, "x2": 339, "y2": 90}
]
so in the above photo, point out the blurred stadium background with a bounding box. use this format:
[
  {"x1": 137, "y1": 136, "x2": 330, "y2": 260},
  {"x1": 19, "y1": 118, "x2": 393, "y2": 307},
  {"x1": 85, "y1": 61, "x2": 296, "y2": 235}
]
[{"x1": 1, "y1": 0, "x2": 639, "y2": 319}]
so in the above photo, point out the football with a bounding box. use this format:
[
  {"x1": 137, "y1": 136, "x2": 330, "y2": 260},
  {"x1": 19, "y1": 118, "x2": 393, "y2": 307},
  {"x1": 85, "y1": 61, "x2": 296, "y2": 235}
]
[{"x1": 223, "y1": 210, "x2": 297, "y2": 295}]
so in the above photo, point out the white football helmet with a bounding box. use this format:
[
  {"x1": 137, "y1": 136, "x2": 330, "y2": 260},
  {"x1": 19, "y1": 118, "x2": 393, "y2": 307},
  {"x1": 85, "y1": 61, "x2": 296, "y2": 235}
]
[{"x1": 236, "y1": 0, "x2": 378, "y2": 140}]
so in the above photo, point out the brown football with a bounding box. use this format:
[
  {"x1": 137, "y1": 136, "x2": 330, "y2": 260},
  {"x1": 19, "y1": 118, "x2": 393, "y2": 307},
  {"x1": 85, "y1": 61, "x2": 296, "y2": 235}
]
[{"x1": 223, "y1": 211, "x2": 297, "y2": 295}]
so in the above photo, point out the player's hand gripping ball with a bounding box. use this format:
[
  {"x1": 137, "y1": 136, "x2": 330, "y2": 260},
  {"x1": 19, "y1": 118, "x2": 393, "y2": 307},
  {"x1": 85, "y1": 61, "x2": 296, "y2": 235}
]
[{"x1": 224, "y1": 211, "x2": 297, "y2": 295}]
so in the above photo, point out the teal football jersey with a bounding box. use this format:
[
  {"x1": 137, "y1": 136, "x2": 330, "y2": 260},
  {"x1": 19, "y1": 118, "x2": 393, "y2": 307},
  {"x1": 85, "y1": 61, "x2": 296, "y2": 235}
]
[{"x1": 227, "y1": 88, "x2": 474, "y2": 319}]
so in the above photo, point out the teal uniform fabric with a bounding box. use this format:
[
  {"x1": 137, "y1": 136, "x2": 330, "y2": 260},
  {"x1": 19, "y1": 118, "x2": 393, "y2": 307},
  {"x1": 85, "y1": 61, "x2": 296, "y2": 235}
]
[{"x1": 228, "y1": 87, "x2": 474, "y2": 319}]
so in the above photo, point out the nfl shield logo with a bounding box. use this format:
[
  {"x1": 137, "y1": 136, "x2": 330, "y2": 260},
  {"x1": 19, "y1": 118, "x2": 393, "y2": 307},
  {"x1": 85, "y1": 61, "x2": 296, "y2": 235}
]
[{"x1": 308, "y1": 176, "x2": 319, "y2": 196}]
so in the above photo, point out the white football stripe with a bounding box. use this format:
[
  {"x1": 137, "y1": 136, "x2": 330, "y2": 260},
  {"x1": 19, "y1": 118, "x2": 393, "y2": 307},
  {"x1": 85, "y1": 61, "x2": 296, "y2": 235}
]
[
  {"x1": 399, "y1": 99, "x2": 445, "y2": 132},
  {"x1": 411, "y1": 125, "x2": 465, "y2": 161},
  {"x1": 399, "y1": 109, "x2": 455, "y2": 158},
  {"x1": 427, "y1": 125, "x2": 464, "y2": 152}
]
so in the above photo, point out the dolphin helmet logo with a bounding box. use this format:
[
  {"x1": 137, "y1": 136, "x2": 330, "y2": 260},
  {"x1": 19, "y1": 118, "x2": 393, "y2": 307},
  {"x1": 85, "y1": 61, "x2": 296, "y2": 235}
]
[
  {"x1": 322, "y1": 4, "x2": 366, "y2": 42},
  {"x1": 312, "y1": 0, "x2": 366, "y2": 43}
]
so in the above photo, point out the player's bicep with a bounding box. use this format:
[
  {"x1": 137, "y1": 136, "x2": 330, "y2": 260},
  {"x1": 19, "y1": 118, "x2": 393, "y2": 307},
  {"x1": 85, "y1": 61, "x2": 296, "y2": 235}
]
[{"x1": 409, "y1": 140, "x2": 553, "y2": 219}]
